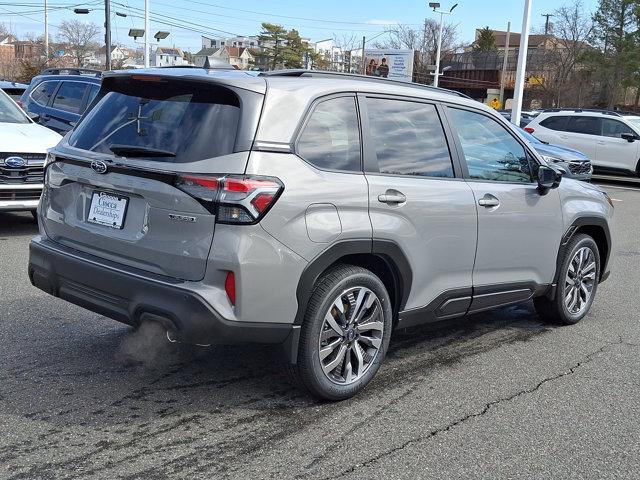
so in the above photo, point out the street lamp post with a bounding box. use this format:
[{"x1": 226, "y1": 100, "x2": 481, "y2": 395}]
[
  {"x1": 429, "y1": 2, "x2": 457, "y2": 87},
  {"x1": 511, "y1": 0, "x2": 533, "y2": 126},
  {"x1": 144, "y1": 0, "x2": 150, "y2": 67}
]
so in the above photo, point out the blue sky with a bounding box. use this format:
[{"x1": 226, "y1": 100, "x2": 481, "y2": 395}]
[{"x1": 0, "y1": 0, "x2": 600, "y2": 53}]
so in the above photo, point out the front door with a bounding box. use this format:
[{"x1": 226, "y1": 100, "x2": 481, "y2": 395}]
[
  {"x1": 361, "y1": 95, "x2": 478, "y2": 325},
  {"x1": 445, "y1": 107, "x2": 563, "y2": 312},
  {"x1": 596, "y1": 117, "x2": 640, "y2": 172}
]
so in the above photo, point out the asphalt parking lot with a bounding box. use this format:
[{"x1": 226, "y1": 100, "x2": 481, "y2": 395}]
[{"x1": 1, "y1": 183, "x2": 639, "y2": 480}]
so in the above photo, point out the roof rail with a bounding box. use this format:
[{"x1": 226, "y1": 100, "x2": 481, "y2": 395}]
[
  {"x1": 542, "y1": 108, "x2": 621, "y2": 117},
  {"x1": 260, "y1": 69, "x2": 472, "y2": 99},
  {"x1": 40, "y1": 67, "x2": 102, "y2": 77}
]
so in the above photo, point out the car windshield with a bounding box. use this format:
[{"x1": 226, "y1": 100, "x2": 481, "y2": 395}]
[
  {"x1": 0, "y1": 90, "x2": 30, "y2": 124},
  {"x1": 623, "y1": 116, "x2": 640, "y2": 132},
  {"x1": 517, "y1": 127, "x2": 542, "y2": 144}
]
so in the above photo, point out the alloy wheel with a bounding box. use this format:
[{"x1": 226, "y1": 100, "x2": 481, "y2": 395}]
[
  {"x1": 564, "y1": 246, "x2": 597, "y2": 315},
  {"x1": 318, "y1": 286, "x2": 384, "y2": 385}
]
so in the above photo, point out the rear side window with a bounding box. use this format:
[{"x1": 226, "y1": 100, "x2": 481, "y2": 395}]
[
  {"x1": 297, "y1": 96, "x2": 361, "y2": 171},
  {"x1": 566, "y1": 116, "x2": 600, "y2": 135},
  {"x1": 69, "y1": 78, "x2": 241, "y2": 163},
  {"x1": 30, "y1": 81, "x2": 58, "y2": 106},
  {"x1": 366, "y1": 98, "x2": 454, "y2": 178},
  {"x1": 52, "y1": 81, "x2": 88, "y2": 113},
  {"x1": 540, "y1": 116, "x2": 569, "y2": 131}
]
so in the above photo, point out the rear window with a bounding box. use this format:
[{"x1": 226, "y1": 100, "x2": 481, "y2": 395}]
[
  {"x1": 540, "y1": 116, "x2": 569, "y2": 131},
  {"x1": 69, "y1": 78, "x2": 241, "y2": 163}
]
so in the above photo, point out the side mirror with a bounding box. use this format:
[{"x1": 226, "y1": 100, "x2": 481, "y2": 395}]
[
  {"x1": 621, "y1": 132, "x2": 636, "y2": 143},
  {"x1": 27, "y1": 112, "x2": 40, "y2": 123},
  {"x1": 538, "y1": 165, "x2": 561, "y2": 191}
]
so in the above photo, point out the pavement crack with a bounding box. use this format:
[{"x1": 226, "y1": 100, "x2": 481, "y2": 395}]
[{"x1": 324, "y1": 340, "x2": 618, "y2": 480}]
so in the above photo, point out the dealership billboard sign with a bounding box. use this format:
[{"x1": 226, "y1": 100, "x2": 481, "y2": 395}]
[{"x1": 364, "y1": 49, "x2": 414, "y2": 83}]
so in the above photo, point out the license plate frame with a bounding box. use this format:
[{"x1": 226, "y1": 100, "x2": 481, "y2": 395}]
[{"x1": 87, "y1": 191, "x2": 129, "y2": 230}]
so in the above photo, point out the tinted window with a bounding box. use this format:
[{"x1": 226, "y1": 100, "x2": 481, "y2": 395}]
[
  {"x1": 601, "y1": 118, "x2": 635, "y2": 138},
  {"x1": 52, "y1": 82, "x2": 88, "y2": 113},
  {"x1": 86, "y1": 84, "x2": 100, "y2": 106},
  {"x1": 297, "y1": 96, "x2": 361, "y2": 171},
  {"x1": 69, "y1": 79, "x2": 241, "y2": 163},
  {"x1": 30, "y1": 81, "x2": 58, "y2": 106},
  {"x1": 566, "y1": 116, "x2": 600, "y2": 135},
  {"x1": 540, "y1": 116, "x2": 569, "y2": 131},
  {"x1": 448, "y1": 108, "x2": 534, "y2": 183},
  {"x1": 366, "y1": 98, "x2": 454, "y2": 178}
]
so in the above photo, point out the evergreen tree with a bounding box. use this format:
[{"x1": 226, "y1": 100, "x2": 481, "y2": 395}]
[
  {"x1": 257, "y1": 23, "x2": 288, "y2": 70},
  {"x1": 473, "y1": 27, "x2": 497, "y2": 51}
]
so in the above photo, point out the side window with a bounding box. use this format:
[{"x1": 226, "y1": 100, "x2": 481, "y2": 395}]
[
  {"x1": 85, "y1": 84, "x2": 100, "y2": 109},
  {"x1": 448, "y1": 107, "x2": 535, "y2": 183},
  {"x1": 366, "y1": 98, "x2": 454, "y2": 178},
  {"x1": 297, "y1": 96, "x2": 361, "y2": 171},
  {"x1": 52, "y1": 82, "x2": 88, "y2": 114},
  {"x1": 566, "y1": 116, "x2": 600, "y2": 135},
  {"x1": 30, "y1": 81, "x2": 58, "y2": 106},
  {"x1": 601, "y1": 118, "x2": 635, "y2": 138},
  {"x1": 540, "y1": 116, "x2": 569, "y2": 131}
]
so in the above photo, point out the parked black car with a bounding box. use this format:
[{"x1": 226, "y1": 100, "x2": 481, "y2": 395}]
[{"x1": 0, "y1": 80, "x2": 28, "y2": 101}]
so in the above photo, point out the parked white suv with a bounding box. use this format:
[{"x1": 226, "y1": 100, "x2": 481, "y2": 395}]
[{"x1": 525, "y1": 109, "x2": 640, "y2": 176}]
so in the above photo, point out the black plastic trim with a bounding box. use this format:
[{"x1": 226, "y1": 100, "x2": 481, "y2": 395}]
[
  {"x1": 28, "y1": 237, "x2": 294, "y2": 349},
  {"x1": 293, "y1": 239, "x2": 413, "y2": 325},
  {"x1": 552, "y1": 216, "x2": 612, "y2": 291}
]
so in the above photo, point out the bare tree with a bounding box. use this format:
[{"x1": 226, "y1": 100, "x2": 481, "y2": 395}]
[
  {"x1": 536, "y1": 0, "x2": 593, "y2": 106},
  {"x1": 378, "y1": 20, "x2": 458, "y2": 83},
  {"x1": 57, "y1": 20, "x2": 100, "y2": 67},
  {"x1": 332, "y1": 34, "x2": 360, "y2": 72}
]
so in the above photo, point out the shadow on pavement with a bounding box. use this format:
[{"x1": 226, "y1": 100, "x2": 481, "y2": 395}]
[{"x1": 0, "y1": 212, "x2": 38, "y2": 237}]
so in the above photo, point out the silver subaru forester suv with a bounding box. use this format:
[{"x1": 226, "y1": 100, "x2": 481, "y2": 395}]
[{"x1": 29, "y1": 69, "x2": 614, "y2": 400}]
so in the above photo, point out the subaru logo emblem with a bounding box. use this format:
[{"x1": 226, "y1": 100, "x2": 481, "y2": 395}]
[
  {"x1": 91, "y1": 160, "x2": 108, "y2": 174},
  {"x1": 5, "y1": 156, "x2": 26, "y2": 168}
]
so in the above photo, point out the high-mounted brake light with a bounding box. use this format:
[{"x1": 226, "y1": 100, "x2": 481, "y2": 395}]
[
  {"x1": 131, "y1": 74, "x2": 164, "y2": 82},
  {"x1": 174, "y1": 174, "x2": 283, "y2": 225},
  {"x1": 524, "y1": 127, "x2": 535, "y2": 133}
]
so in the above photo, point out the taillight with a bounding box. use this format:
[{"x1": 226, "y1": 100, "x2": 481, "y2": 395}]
[
  {"x1": 174, "y1": 174, "x2": 283, "y2": 225},
  {"x1": 524, "y1": 127, "x2": 535, "y2": 133},
  {"x1": 225, "y1": 271, "x2": 236, "y2": 306}
]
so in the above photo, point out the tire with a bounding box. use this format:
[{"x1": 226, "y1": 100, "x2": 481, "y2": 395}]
[
  {"x1": 291, "y1": 264, "x2": 393, "y2": 401},
  {"x1": 534, "y1": 233, "x2": 600, "y2": 325}
]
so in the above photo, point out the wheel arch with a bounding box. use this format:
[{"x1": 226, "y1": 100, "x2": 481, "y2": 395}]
[
  {"x1": 293, "y1": 239, "x2": 412, "y2": 327},
  {"x1": 550, "y1": 216, "x2": 611, "y2": 299}
]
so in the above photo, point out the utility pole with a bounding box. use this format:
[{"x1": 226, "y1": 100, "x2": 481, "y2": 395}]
[
  {"x1": 44, "y1": 0, "x2": 48, "y2": 61},
  {"x1": 144, "y1": 0, "x2": 150, "y2": 67},
  {"x1": 104, "y1": 0, "x2": 111, "y2": 70},
  {"x1": 499, "y1": 21, "x2": 511, "y2": 107},
  {"x1": 541, "y1": 13, "x2": 553, "y2": 35},
  {"x1": 511, "y1": 0, "x2": 533, "y2": 126},
  {"x1": 361, "y1": 35, "x2": 366, "y2": 74}
]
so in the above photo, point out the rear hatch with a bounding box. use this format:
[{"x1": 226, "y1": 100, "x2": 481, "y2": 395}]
[{"x1": 41, "y1": 73, "x2": 265, "y2": 281}]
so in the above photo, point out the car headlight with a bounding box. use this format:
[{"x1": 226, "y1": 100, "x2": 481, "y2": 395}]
[{"x1": 540, "y1": 154, "x2": 563, "y2": 164}]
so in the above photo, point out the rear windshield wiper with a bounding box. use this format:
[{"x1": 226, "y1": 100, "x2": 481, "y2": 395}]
[{"x1": 109, "y1": 144, "x2": 176, "y2": 158}]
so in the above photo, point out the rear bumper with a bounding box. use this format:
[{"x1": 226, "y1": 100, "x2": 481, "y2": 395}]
[{"x1": 28, "y1": 236, "x2": 298, "y2": 351}]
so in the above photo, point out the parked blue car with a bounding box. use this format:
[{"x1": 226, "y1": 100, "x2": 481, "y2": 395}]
[
  {"x1": 19, "y1": 68, "x2": 101, "y2": 134},
  {"x1": 518, "y1": 127, "x2": 592, "y2": 181}
]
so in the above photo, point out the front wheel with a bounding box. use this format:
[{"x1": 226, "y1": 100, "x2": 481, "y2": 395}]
[
  {"x1": 534, "y1": 233, "x2": 600, "y2": 325},
  {"x1": 291, "y1": 264, "x2": 393, "y2": 401}
]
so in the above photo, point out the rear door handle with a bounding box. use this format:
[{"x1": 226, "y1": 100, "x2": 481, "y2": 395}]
[
  {"x1": 478, "y1": 194, "x2": 500, "y2": 208},
  {"x1": 378, "y1": 190, "x2": 406, "y2": 204}
]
